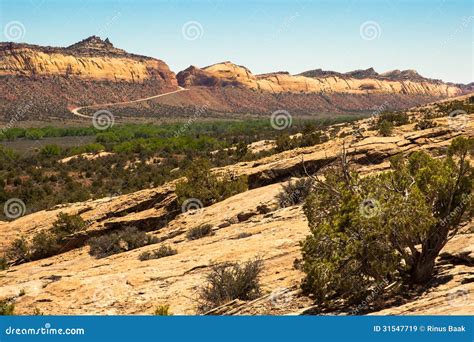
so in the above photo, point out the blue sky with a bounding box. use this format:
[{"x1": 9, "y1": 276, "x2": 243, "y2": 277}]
[{"x1": 1, "y1": 0, "x2": 472, "y2": 83}]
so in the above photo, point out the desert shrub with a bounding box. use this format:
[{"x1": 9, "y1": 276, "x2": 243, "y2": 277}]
[
  {"x1": 176, "y1": 158, "x2": 247, "y2": 207},
  {"x1": 234, "y1": 142, "x2": 249, "y2": 160},
  {"x1": 301, "y1": 137, "x2": 473, "y2": 306},
  {"x1": 275, "y1": 134, "x2": 293, "y2": 152},
  {"x1": 139, "y1": 245, "x2": 177, "y2": 261},
  {"x1": 416, "y1": 119, "x2": 438, "y2": 130},
  {"x1": 435, "y1": 99, "x2": 474, "y2": 115},
  {"x1": 154, "y1": 304, "x2": 172, "y2": 316},
  {"x1": 377, "y1": 120, "x2": 393, "y2": 136},
  {"x1": 0, "y1": 300, "x2": 14, "y2": 315},
  {"x1": 51, "y1": 212, "x2": 87, "y2": 236},
  {"x1": 40, "y1": 144, "x2": 62, "y2": 157},
  {"x1": 69, "y1": 143, "x2": 105, "y2": 155},
  {"x1": 6, "y1": 237, "x2": 29, "y2": 262},
  {"x1": 88, "y1": 226, "x2": 158, "y2": 258},
  {"x1": 8, "y1": 213, "x2": 87, "y2": 262},
  {"x1": 186, "y1": 224, "x2": 214, "y2": 240},
  {"x1": 198, "y1": 258, "x2": 263, "y2": 313},
  {"x1": 0, "y1": 256, "x2": 8, "y2": 270},
  {"x1": 29, "y1": 231, "x2": 61, "y2": 260},
  {"x1": 375, "y1": 111, "x2": 408, "y2": 136},
  {"x1": 378, "y1": 111, "x2": 409, "y2": 126},
  {"x1": 277, "y1": 178, "x2": 314, "y2": 207},
  {"x1": 275, "y1": 131, "x2": 322, "y2": 152}
]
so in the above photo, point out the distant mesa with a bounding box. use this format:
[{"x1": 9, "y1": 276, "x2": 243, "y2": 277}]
[
  {"x1": 0, "y1": 37, "x2": 470, "y2": 121},
  {"x1": 177, "y1": 61, "x2": 463, "y2": 97}
]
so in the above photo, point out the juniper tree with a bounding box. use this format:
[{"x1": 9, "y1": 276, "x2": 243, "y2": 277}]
[{"x1": 301, "y1": 137, "x2": 473, "y2": 304}]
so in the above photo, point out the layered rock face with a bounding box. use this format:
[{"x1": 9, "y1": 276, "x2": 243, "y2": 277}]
[
  {"x1": 0, "y1": 36, "x2": 179, "y2": 121},
  {"x1": 0, "y1": 37, "x2": 468, "y2": 121},
  {"x1": 177, "y1": 62, "x2": 462, "y2": 97},
  {"x1": 0, "y1": 36, "x2": 177, "y2": 84}
]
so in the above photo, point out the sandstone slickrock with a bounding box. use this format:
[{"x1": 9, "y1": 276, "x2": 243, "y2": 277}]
[{"x1": 0, "y1": 96, "x2": 472, "y2": 315}]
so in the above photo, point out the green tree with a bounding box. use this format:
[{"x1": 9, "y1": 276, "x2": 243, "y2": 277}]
[
  {"x1": 301, "y1": 137, "x2": 473, "y2": 305},
  {"x1": 275, "y1": 134, "x2": 293, "y2": 152},
  {"x1": 235, "y1": 142, "x2": 248, "y2": 160},
  {"x1": 175, "y1": 158, "x2": 247, "y2": 207},
  {"x1": 377, "y1": 120, "x2": 393, "y2": 136},
  {"x1": 51, "y1": 212, "x2": 87, "y2": 236},
  {"x1": 40, "y1": 145, "x2": 62, "y2": 157}
]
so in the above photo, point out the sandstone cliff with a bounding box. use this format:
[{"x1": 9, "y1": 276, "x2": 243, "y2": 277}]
[
  {"x1": 0, "y1": 37, "x2": 469, "y2": 122},
  {"x1": 0, "y1": 36, "x2": 177, "y2": 84},
  {"x1": 0, "y1": 36, "x2": 180, "y2": 121},
  {"x1": 177, "y1": 61, "x2": 462, "y2": 97}
]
